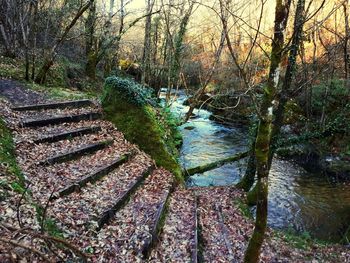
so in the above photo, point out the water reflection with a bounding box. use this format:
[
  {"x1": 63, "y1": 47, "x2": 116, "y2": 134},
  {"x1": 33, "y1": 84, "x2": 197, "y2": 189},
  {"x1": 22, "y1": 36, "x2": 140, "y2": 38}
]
[{"x1": 162, "y1": 90, "x2": 350, "y2": 241}]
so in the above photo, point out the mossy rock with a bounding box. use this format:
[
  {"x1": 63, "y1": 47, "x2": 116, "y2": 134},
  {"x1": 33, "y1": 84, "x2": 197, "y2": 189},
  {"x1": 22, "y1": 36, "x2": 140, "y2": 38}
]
[{"x1": 101, "y1": 77, "x2": 183, "y2": 183}]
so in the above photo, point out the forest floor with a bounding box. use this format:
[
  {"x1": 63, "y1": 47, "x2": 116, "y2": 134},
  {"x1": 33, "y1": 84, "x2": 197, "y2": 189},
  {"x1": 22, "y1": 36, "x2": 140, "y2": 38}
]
[{"x1": 0, "y1": 79, "x2": 349, "y2": 262}]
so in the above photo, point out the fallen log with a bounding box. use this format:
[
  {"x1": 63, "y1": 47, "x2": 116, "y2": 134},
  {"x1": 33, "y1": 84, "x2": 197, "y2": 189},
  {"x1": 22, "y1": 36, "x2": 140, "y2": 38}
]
[{"x1": 184, "y1": 151, "x2": 249, "y2": 176}]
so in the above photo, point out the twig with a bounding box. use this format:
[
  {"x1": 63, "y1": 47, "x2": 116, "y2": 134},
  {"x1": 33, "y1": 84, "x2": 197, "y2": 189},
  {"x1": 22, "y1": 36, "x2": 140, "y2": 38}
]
[
  {"x1": 0, "y1": 237, "x2": 53, "y2": 262},
  {"x1": 16, "y1": 183, "x2": 31, "y2": 228},
  {"x1": 1, "y1": 223, "x2": 90, "y2": 260},
  {"x1": 40, "y1": 189, "x2": 55, "y2": 233}
]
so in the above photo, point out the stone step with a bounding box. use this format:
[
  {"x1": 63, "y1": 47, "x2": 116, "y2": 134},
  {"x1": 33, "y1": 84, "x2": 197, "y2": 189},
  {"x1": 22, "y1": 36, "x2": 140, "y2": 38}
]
[
  {"x1": 97, "y1": 164, "x2": 155, "y2": 229},
  {"x1": 94, "y1": 168, "x2": 173, "y2": 262},
  {"x1": 50, "y1": 153, "x2": 132, "y2": 201},
  {"x1": 48, "y1": 156, "x2": 154, "y2": 235},
  {"x1": 196, "y1": 187, "x2": 245, "y2": 262},
  {"x1": 12, "y1": 99, "x2": 94, "y2": 111},
  {"x1": 149, "y1": 189, "x2": 198, "y2": 263},
  {"x1": 39, "y1": 140, "x2": 113, "y2": 165},
  {"x1": 21, "y1": 112, "x2": 102, "y2": 128},
  {"x1": 34, "y1": 126, "x2": 102, "y2": 144},
  {"x1": 139, "y1": 189, "x2": 171, "y2": 259}
]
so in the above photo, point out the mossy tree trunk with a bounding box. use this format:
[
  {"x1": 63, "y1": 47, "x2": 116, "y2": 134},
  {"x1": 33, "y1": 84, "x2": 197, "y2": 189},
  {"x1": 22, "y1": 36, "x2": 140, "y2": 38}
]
[
  {"x1": 85, "y1": 53, "x2": 98, "y2": 79},
  {"x1": 185, "y1": 151, "x2": 249, "y2": 176},
  {"x1": 34, "y1": 55, "x2": 54, "y2": 84},
  {"x1": 237, "y1": 123, "x2": 258, "y2": 192},
  {"x1": 85, "y1": 1, "x2": 98, "y2": 79},
  {"x1": 166, "y1": 2, "x2": 194, "y2": 100},
  {"x1": 244, "y1": 0, "x2": 292, "y2": 262},
  {"x1": 269, "y1": 0, "x2": 306, "y2": 167}
]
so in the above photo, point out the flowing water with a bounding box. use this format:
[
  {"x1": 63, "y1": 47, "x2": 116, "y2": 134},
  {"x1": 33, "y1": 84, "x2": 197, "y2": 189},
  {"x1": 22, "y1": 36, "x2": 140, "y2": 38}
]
[{"x1": 162, "y1": 90, "x2": 350, "y2": 242}]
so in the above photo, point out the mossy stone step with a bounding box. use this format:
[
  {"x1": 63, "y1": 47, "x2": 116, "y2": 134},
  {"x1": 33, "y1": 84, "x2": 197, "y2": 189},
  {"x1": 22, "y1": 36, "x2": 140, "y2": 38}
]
[
  {"x1": 50, "y1": 154, "x2": 131, "y2": 201},
  {"x1": 97, "y1": 164, "x2": 156, "y2": 229},
  {"x1": 12, "y1": 99, "x2": 94, "y2": 111},
  {"x1": 39, "y1": 140, "x2": 113, "y2": 165},
  {"x1": 34, "y1": 126, "x2": 102, "y2": 144},
  {"x1": 139, "y1": 188, "x2": 171, "y2": 259},
  {"x1": 21, "y1": 112, "x2": 102, "y2": 128}
]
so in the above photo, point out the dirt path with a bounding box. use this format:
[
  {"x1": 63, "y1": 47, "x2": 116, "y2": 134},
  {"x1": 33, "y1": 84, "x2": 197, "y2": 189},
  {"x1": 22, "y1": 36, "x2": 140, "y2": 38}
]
[{"x1": 0, "y1": 79, "x2": 48, "y2": 105}]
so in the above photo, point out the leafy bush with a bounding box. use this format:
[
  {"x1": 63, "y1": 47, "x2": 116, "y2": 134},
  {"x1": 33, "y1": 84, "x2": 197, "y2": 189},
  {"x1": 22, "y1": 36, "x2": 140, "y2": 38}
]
[
  {"x1": 103, "y1": 77, "x2": 156, "y2": 107},
  {"x1": 311, "y1": 79, "x2": 349, "y2": 114}
]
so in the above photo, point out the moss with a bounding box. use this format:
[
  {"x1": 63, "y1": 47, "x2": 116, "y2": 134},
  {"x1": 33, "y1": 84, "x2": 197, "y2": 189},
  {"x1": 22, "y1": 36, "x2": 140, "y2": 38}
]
[
  {"x1": 234, "y1": 198, "x2": 253, "y2": 219},
  {"x1": 35, "y1": 205, "x2": 64, "y2": 238},
  {"x1": 0, "y1": 56, "x2": 25, "y2": 79},
  {"x1": 0, "y1": 117, "x2": 65, "y2": 239},
  {"x1": 27, "y1": 82, "x2": 97, "y2": 100},
  {"x1": 247, "y1": 183, "x2": 258, "y2": 205},
  {"x1": 0, "y1": 118, "x2": 25, "y2": 194},
  {"x1": 102, "y1": 77, "x2": 183, "y2": 183},
  {"x1": 274, "y1": 227, "x2": 329, "y2": 250}
]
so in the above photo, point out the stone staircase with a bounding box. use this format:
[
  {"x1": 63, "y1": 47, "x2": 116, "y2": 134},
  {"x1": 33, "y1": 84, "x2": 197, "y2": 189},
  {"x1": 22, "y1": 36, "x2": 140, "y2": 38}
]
[
  {"x1": 1, "y1": 81, "x2": 349, "y2": 262},
  {"x1": 2, "y1": 94, "x2": 348, "y2": 263},
  {"x1": 5, "y1": 98, "x2": 200, "y2": 262}
]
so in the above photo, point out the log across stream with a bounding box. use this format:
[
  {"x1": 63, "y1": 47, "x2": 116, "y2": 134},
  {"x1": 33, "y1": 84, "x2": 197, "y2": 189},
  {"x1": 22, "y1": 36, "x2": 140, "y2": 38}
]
[{"x1": 161, "y1": 89, "x2": 350, "y2": 242}]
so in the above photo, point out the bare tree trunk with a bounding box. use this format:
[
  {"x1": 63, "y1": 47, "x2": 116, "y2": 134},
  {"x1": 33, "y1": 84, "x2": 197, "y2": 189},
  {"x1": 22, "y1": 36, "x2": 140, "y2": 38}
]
[
  {"x1": 168, "y1": 2, "x2": 194, "y2": 91},
  {"x1": 141, "y1": 0, "x2": 155, "y2": 84},
  {"x1": 184, "y1": 29, "x2": 226, "y2": 122},
  {"x1": 343, "y1": 0, "x2": 350, "y2": 88},
  {"x1": 35, "y1": 0, "x2": 94, "y2": 84},
  {"x1": 85, "y1": 1, "x2": 97, "y2": 79},
  {"x1": 244, "y1": 0, "x2": 292, "y2": 262}
]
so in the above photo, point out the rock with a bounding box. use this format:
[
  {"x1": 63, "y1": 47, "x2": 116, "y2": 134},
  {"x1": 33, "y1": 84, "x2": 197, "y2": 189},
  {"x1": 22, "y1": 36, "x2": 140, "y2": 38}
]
[
  {"x1": 277, "y1": 143, "x2": 321, "y2": 173},
  {"x1": 184, "y1": 126, "x2": 195, "y2": 130},
  {"x1": 183, "y1": 93, "x2": 212, "y2": 106},
  {"x1": 320, "y1": 157, "x2": 350, "y2": 180},
  {"x1": 277, "y1": 144, "x2": 350, "y2": 181}
]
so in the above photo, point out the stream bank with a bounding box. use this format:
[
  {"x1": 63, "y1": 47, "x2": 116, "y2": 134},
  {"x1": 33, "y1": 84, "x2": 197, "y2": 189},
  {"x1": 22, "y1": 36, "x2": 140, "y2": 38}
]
[{"x1": 163, "y1": 89, "x2": 350, "y2": 243}]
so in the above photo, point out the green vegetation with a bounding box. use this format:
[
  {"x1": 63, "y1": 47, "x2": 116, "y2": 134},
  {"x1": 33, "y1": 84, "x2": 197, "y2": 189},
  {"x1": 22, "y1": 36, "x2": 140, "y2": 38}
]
[
  {"x1": 0, "y1": 56, "x2": 101, "y2": 100},
  {"x1": 0, "y1": 117, "x2": 25, "y2": 198},
  {"x1": 311, "y1": 79, "x2": 348, "y2": 114},
  {"x1": 0, "y1": 56, "x2": 24, "y2": 79},
  {"x1": 35, "y1": 205, "x2": 64, "y2": 238},
  {"x1": 102, "y1": 77, "x2": 183, "y2": 183},
  {"x1": 234, "y1": 198, "x2": 253, "y2": 219},
  {"x1": 0, "y1": 117, "x2": 64, "y2": 238},
  {"x1": 274, "y1": 227, "x2": 328, "y2": 250}
]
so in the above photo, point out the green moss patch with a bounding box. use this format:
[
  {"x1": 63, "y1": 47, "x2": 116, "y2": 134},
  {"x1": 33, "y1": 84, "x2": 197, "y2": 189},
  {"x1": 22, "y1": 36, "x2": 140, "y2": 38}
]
[
  {"x1": 102, "y1": 77, "x2": 183, "y2": 183},
  {"x1": 0, "y1": 118, "x2": 25, "y2": 196}
]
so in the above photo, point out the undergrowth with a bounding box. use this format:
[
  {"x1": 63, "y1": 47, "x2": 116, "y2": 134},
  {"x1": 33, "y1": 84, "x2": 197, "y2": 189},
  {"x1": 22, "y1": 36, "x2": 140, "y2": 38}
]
[
  {"x1": 0, "y1": 117, "x2": 64, "y2": 238},
  {"x1": 0, "y1": 117, "x2": 25, "y2": 197}
]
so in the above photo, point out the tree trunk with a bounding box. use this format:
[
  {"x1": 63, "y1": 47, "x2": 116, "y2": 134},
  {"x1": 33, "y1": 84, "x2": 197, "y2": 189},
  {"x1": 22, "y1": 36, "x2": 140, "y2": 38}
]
[
  {"x1": 35, "y1": 0, "x2": 94, "y2": 84},
  {"x1": 184, "y1": 151, "x2": 249, "y2": 176},
  {"x1": 85, "y1": 53, "x2": 98, "y2": 79},
  {"x1": 237, "y1": 123, "x2": 258, "y2": 192},
  {"x1": 141, "y1": 0, "x2": 155, "y2": 85},
  {"x1": 35, "y1": 55, "x2": 54, "y2": 84},
  {"x1": 244, "y1": 0, "x2": 292, "y2": 262},
  {"x1": 169, "y1": 2, "x2": 194, "y2": 90},
  {"x1": 343, "y1": 0, "x2": 350, "y2": 88}
]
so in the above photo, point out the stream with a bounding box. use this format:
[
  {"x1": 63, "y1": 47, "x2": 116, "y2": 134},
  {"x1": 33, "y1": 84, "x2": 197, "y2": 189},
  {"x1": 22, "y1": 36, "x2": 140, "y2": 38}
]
[{"x1": 161, "y1": 90, "x2": 350, "y2": 242}]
